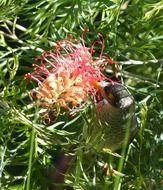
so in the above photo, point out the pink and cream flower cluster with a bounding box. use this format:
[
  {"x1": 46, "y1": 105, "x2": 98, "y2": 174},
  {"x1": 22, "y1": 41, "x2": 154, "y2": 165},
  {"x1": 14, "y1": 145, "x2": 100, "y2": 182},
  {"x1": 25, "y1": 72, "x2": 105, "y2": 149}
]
[{"x1": 25, "y1": 32, "x2": 114, "y2": 116}]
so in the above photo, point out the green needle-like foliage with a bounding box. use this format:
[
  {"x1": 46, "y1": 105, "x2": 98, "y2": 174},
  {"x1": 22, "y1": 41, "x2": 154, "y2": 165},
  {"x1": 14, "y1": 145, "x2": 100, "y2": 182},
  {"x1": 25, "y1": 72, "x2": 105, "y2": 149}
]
[{"x1": 0, "y1": 0, "x2": 163, "y2": 190}]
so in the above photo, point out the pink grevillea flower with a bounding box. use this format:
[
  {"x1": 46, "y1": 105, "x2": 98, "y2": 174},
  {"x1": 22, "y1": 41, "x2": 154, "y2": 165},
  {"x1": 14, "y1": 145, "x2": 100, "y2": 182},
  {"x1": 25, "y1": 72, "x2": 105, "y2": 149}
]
[{"x1": 25, "y1": 32, "x2": 114, "y2": 116}]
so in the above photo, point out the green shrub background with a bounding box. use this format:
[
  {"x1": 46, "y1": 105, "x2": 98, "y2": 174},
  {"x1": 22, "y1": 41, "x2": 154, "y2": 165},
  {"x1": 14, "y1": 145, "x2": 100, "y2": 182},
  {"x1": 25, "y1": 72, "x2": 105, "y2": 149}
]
[{"x1": 0, "y1": 0, "x2": 163, "y2": 189}]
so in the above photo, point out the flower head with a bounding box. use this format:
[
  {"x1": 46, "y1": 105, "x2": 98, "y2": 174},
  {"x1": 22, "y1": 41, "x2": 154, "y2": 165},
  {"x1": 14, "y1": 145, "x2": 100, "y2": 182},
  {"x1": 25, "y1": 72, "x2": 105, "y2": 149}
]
[{"x1": 25, "y1": 32, "x2": 114, "y2": 117}]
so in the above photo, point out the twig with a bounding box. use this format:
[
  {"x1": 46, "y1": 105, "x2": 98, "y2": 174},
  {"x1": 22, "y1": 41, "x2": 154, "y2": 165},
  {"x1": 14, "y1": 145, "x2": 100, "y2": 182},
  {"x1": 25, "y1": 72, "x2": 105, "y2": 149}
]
[
  {"x1": 5, "y1": 20, "x2": 27, "y2": 32},
  {"x1": 119, "y1": 59, "x2": 163, "y2": 65}
]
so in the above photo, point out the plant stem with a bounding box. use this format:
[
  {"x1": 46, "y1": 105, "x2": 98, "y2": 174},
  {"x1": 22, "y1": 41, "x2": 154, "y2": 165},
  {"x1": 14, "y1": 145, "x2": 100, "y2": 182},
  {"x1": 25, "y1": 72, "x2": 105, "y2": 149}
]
[{"x1": 26, "y1": 127, "x2": 36, "y2": 190}]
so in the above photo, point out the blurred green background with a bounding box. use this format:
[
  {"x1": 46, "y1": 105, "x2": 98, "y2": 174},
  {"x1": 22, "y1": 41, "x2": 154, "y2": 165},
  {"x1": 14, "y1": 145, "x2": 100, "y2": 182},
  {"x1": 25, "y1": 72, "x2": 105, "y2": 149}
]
[{"x1": 0, "y1": 0, "x2": 163, "y2": 190}]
